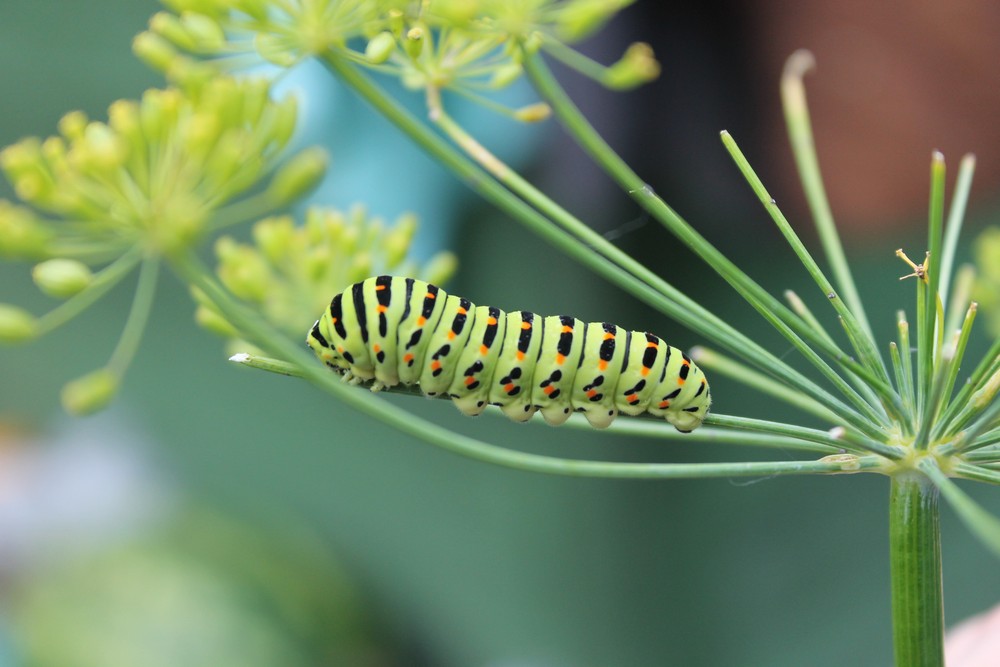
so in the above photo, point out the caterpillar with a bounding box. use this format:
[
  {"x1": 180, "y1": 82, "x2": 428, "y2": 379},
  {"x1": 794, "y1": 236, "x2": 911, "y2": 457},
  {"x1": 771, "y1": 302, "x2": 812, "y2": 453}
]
[{"x1": 306, "y1": 276, "x2": 711, "y2": 432}]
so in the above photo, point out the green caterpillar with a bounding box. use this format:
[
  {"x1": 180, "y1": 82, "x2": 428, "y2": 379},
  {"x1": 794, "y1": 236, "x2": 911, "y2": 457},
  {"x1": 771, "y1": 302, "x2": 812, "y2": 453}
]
[{"x1": 306, "y1": 276, "x2": 711, "y2": 432}]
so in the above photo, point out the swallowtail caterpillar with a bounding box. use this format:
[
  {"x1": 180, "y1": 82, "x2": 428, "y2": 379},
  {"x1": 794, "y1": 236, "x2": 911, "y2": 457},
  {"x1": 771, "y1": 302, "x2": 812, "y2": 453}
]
[{"x1": 307, "y1": 276, "x2": 711, "y2": 432}]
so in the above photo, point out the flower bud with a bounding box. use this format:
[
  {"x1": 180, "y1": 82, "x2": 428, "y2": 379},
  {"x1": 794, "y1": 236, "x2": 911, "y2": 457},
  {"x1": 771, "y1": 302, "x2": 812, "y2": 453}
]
[
  {"x1": 61, "y1": 369, "x2": 119, "y2": 416},
  {"x1": 132, "y1": 31, "x2": 179, "y2": 73},
  {"x1": 32, "y1": 259, "x2": 93, "y2": 298},
  {"x1": 605, "y1": 43, "x2": 660, "y2": 90},
  {"x1": 365, "y1": 31, "x2": 397, "y2": 64},
  {"x1": 180, "y1": 12, "x2": 225, "y2": 51},
  {"x1": 194, "y1": 304, "x2": 239, "y2": 338},
  {"x1": 252, "y1": 216, "x2": 295, "y2": 264},
  {"x1": 0, "y1": 304, "x2": 38, "y2": 343},
  {"x1": 255, "y1": 33, "x2": 298, "y2": 67},
  {"x1": 215, "y1": 237, "x2": 272, "y2": 302},
  {"x1": 514, "y1": 102, "x2": 552, "y2": 123},
  {"x1": 150, "y1": 12, "x2": 197, "y2": 50},
  {"x1": 0, "y1": 201, "x2": 52, "y2": 259},
  {"x1": 265, "y1": 147, "x2": 329, "y2": 206},
  {"x1": 58, "y1": 111, "x2": 89, "y2": 141},
  {"x1": 490, "y1": 62, "x2": 523, "y2": 89},
  {"x1": 404, "y1": 25, "x2": 426, "y2": 60},
  {"x1": 557, "y1": 1, "x2": 625, "y2": 42}
]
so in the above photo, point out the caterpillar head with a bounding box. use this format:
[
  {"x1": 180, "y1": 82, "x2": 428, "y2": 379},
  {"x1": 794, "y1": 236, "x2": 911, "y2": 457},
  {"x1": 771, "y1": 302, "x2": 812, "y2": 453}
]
[{"x1": 306, "y1": 319, "x2": 345, "y2": 371}]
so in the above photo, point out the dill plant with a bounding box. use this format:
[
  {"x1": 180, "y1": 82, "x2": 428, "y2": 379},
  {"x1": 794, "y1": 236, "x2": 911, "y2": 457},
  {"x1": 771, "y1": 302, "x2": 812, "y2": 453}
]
[{"x1": 0, "y1": 1, "x2": 998, "y2": 665}]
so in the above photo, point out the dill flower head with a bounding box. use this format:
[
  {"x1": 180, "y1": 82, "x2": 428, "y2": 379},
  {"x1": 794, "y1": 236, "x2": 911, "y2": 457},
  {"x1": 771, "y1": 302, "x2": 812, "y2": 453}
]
[
  {"x1": 0, "y1": 73, "x2": 325, "y2": 414},
  {"x1": 0, "y1": 75, "x2": 302, "y2": 259},
  {"x1": 136, "y1": 0, "x2": 657, "y2": 123},
  {"x1": 194, "y1": 205, "x2": 457, "y2": 354}
]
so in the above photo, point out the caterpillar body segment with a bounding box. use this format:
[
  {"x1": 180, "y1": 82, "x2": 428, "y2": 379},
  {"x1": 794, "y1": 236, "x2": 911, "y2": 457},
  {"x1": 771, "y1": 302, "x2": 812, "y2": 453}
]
[
  {"x1": 307, "y1": 276, "x2": 712, "y2": 432},
  {"x1": 492, "y1": 310, "x2": 542, "y2": 422}
]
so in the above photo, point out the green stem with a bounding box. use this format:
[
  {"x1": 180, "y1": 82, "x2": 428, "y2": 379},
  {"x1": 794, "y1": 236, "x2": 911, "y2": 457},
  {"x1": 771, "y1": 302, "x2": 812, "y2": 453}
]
[
  {"x1": 888, "y1": 472, "x2": 944, "y2": 667},
  {"x1": 721, "y1": 131, "x2": 891, "y2": 389},
  {"x1": 938, "y1": 154, "x2": 976, "y2": 311},
  {"x1": 228, "y1": 353, "x2": 853, "y2": 455},
  {"x1": 107, "y1": 254, "x2": 160, "y2": 377},
  {"x1": 179, "y1": 255, "x2": 867, "y2": 479},
  {"x1": 779, "y1": 50, "x2": 873, "y2": 342},
  {"x1": 34, "y1": 245, "x2": 144, "y2": 335}
]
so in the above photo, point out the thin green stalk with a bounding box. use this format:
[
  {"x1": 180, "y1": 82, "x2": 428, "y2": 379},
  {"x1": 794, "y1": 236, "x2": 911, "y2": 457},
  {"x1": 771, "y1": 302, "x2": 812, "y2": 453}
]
[
  {"x1": 322, "y1": 54, "x2": 882, "y2": 437},
  {"x1": 943, "y1": 265, "x2": 975, "y2": 337},
  {"x1": 936, "y1": 343, "x2": 1000, "y2": 439},
  {"x1": 780, "y1": 50, "x2": 874, "y2": 343},
  {"x1": 834, "y1": 314, "x2": 898, "y2": 421},
  {"x1": 34, "y1": 246, "x2": 144, "y2": 335},
  {"x1": 888, "y1": 472, "x2": 944, "y2": 667},
  {"x1": 537, "y1": 35, "x2": 620, "y2": 84},
  {"x1": 938, "y1": 154, "x2": 976, "y2": 310},
  {"x1": 178, "y1": 255, "x2": 869, "y2": 479},
  {"x1": 951, "y1": 395, "x2": 1000, "y2": 455},
  {"x1": 927, "y1": 304, "x2": 977, "y2": 442},
  {"x1": 953, "y1": 461, "x2": 1000, "y2": 486},
  {"x1": 889, "y1": 342, "x2": 915, "y2": 431},
  {"x1": 897, "y1": 313, "x2": 916, "y2": 423},
  {"x1": 921, "y1": 458, "x2": 1000, "y2": 557},
  {"x1": 721, "y1": 131, "x2": 890, "y2": 387},
  {"x1": 788, "y1": 289, "x2": 889, "y2": 416},
  {"x1": 962, "y1": 446, "x2": 1000, "y2": 463},
  {"x1": 784, "y1": 289, "x2": 836, "y2": 346},
  {"x1": 916, "y1": 154, "x2": 946, "y2": 421},
  {"x1": 707, "y1": 413, "x2": 902, "y2": 458},
  {"x1": 689, "y1": 346, "x2": 845, "y2": 423},
  {"x1": 914, "y1": 266, "x2": 931, "y2": 420},
  {"x1": 229, "y1": 352, "x2": 849, "y2": 455},
  {"x1": 107, "y1": 255, "x2": 160, "y2": 377}
]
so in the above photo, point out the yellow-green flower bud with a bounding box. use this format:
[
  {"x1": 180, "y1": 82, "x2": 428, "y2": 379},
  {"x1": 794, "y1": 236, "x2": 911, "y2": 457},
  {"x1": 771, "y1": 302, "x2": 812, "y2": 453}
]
[
  {"x1": 180, "y1": 12, "x2": 225, "y2": 51},
  {"x1": 57, "y1": 111, "x2": 89, "y2": 141},
  {"x1": 605, "y1": 43, "x2": 660, "y2": 90},
  {"x1": 215, "y1": 237, "x2": 272, "y2": 302},
  {"x1": 132, "y1": 31, "x2": 179, "y2": 73},
  {"x1": 272, "y1": 97, "x2": 300, "y2": 150},
  {"x1": 490, "y1": 62, "x2": 523, "y2": 89},
  {"x1": 265, "y1": 147, "x2": 329, "y2": 206},
  {"x1": 973, "y1": 369, "x2": 1000, "y2": 410},
  {"x1": 365, "y1": 31, "x2": 397, "y2": 64},
  {"x1": 79, "y1": 122, "x2": 127, "y2": 171},
  {"x1": 557, "y1": 0, "x2": 628, "y2": 42},
  {"x1": 32, "y1": 259, "x2": 93, "y2": 298},
  {"x1": 150, "y1": 12, "x2": 197, "y2": 51},
  {"x1": 255, "y1": 33, "x2": 299, "y2": 67},
  {"x1": 514, "y1": 102, "x2": 552, "y2": 123},
  {"x1": 404, "y1": 25, "x2": 426, "y2": 60},
  {"x1": 0, "y1": 304, "x2": 38, "y2": 343},
  {"x1": 252, "y1": 216, "x2": 295, "y2": 264},
  {"x1": 194, "y1": 304, "x2": 239, "y2": 338},
  {"x1": 61, "y1": 369, "x2": 119, "y2": 416},
  {"x1": 0, "y1": 201, "x2": 52, "y2": 259}
]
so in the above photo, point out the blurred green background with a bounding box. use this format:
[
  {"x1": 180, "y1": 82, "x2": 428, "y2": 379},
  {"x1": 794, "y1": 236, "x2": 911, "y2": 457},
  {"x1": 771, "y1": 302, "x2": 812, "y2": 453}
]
[{"x1": 2, "y1": 2, "x2": 1000, "y2": 666}]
